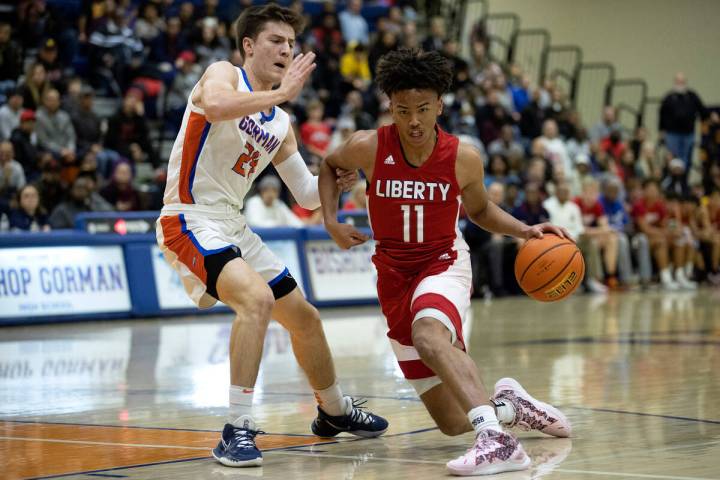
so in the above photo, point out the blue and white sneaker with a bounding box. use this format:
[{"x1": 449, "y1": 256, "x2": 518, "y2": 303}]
[
  {"x1": 311, "y1": 396, "x2": 388, "y2": 438},
  {"x1": 212, "y1": 416, "x2": 264, "y2": 467}
]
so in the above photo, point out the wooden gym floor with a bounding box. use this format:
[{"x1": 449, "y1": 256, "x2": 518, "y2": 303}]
[{"x1": 1, "y1": 289, "x2": 719, "y2": 479}]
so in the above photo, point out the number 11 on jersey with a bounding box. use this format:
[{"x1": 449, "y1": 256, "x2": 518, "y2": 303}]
[{"x1": 401, "y1": 204, "x2": 424, "y2": 243}]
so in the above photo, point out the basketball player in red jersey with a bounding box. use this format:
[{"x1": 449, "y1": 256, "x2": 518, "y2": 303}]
[{"x1": 319, "y1": 49, "x2": 573, "y2": 476}]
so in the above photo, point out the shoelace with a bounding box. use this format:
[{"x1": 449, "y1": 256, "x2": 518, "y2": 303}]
[
  {"x1": 347, "y1": 398, "x2": 373, "y2": 425},
  {"x1": 231, "y1": 428, "x2": 265, "y2": 449}
]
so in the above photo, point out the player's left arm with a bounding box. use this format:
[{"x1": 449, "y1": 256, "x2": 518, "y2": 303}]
[
  {"x1": 272, "y1": 126, "x2": 356, "y2": 209},
  {"x1": 457, "y1": 143, "x2": 571, "y2": 241}
]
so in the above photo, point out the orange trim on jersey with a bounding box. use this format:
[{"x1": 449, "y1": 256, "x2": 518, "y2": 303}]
[
  {"x1": 179, "y1": 112, "x2": 210, "y2": 204},
  {"x1": 160, "y1": 215, "x2": 207, "y2": 283}
]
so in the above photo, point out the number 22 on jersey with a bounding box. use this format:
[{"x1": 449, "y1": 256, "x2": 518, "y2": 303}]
[
  {"x1": 401, "y1": 204, "x2": 424, "y2": 242},
  {"x1": 232, "y1": 141, "x2": 260, "y2": 178}
]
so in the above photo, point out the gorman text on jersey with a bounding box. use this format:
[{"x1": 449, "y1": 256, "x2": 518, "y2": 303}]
[
  {"x1": 238, "y1": 116, "x2": 281, "y2": 155},
  {"x1": 374, "y1": 179, "x2": 451, "y2": 201}
]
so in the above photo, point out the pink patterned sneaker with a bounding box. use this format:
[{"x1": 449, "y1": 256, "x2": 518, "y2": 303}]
[
  {"x1": 493, "y1": 378, "x2": 572, "y2": 438},
  {"x1": 446, "y1": 429, "x2": 531, "y2": 476}
]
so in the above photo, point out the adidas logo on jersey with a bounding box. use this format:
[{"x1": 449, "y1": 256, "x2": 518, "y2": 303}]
[
  {"x1": 438, "y1": 253, "x2": 451, "y2": 261},
  {"x1": 384, "y1": 155, "x2": 395, "y2": 165}
]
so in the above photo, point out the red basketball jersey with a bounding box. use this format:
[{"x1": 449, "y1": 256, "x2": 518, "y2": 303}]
[{"x1": 368, "y1": 124, "x2": 464, "y2": 272}]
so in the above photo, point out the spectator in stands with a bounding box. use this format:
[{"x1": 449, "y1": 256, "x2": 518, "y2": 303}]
[
  {"x1": 100, "y1": 161, "x2": 141, "y2": 211},
  {"x1": 0, "y1": 141, "x2": 26, "y2": 205},
  {"x1": 487, "y1": 124, "x2": 524, "y2": 161},
  {"x1": 589, "y1": 106, "x2": 622, "y2": 146},
  {"x1": 535, "y1": 119, "x2": 572, "y2": 175},
  {"x1": 149, "y1": 16, "x2": 189, "y2": 67},
  {"x1": 340, "y1": 90, "x2": 374, "y2": 131},
  {"x1": 36, "y1": 38, "x2": 64, "y2": 87},
  {"x1": 166, "y1": 51, "x2": 202, "y2": 130},
  {"x1": 78, "y1": 0, "x2": 111, "y2": 43},
  {"x1": 340, "y1": 42, "x2": 371, "y2": 91},
  {"x1": 666, "y1": 193, "x2": 698, "y2": 288},
  {"x1": 194, "y1": 17, "x2": 231, "y2": 70},
  {"x1": 0, "y1": 89, "x2": 23, "y2": 141},
  {"x1": 441, "y1": 39, "x2": 470, "y2": 90},
  {"x1": 512, "y1": 182, "x2": 550, "y2": 226},
  {"x1": 10, "y1": 109, "x2": 42, "y2": 181},
  {"x1": 300, "y1": 100, "x2": 332, "y2": 158},
  {"x1": 659, "y1": 72, "x2": 708, "y2": 174},
  {"x1": 329, "y1": 116, "x2": 356, "y2": 152},
  {"x1": 88, "y1": 6, "x2": 143, "y2": 96},
  {"x1": 421, "y1": 16, "x2": 445, "y2": 52},
  {"x1": 0, "y1": 22, "x2": 23, "y2": 89},
  {"x1": 543, "y1": 181, "x2": 607, "y2": 293},
  {"x1": 475, "y1": 90, "x2": 510, "y2": 147},
  {"x1": 484, "y1": 154, "x2": 515, "y2": 188},
  {"x1": 8, "y1": 184, "x2": 49, "y2": 232},
  {"x1": 599, "y1": 128, "x2": 626, "y2": 163},
  {"x1": 105, "y1": 90, "x2": 158, "y2": 166},
  {"x1": 19, "y1": 63, "x2": 50, "y2": 111},
  {"x1": 690, "y1": 193, "x2": 720, "y2": 284},
  {"x1": 575, "y1": 177, "x2": 620, "y2": 287},
  {"x1": 662, "y1": 157, "x2": 690, "y2": 197},
  {"x1": 369, "y1": 30, "x2": 398, "y2": 74},
  {"x1": 519, "y1": 88, "x2": 545, "y2": 141},
  {"x1": 510, "y1": 74, "x2": 531, "y2": 113},
  {"x1": 244, "y1": 175, "x2": 303, "y2": 228},
  {"x1": 48, "y1": 175, "x2": 101, "y2": 229},
  {"x1": 631, "y1": 179, "x2": 684, "y2": 290},
  {"x1": 35, "y1": 88, "x2": 77, "y2": 183},
  {"x1": 339, "y1": 0, "x2": 369, "y2": 45},
  {"x1": 635, "y1": 141, "x2": 662, "y2": 181},
  {"x1": 71, "y1": 86, "x2": 103, "y2": 153},
  {"x1": 134, "y1": 2, "x2": 165, "y2": 44},
  {"x1": 600, "y1": 176, "x2": 651, "y2": 287}
]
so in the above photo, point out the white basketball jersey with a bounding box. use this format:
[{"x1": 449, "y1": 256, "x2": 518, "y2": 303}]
[{"x1": 163, "y1": 67, "x2": 290, "y2": 212}]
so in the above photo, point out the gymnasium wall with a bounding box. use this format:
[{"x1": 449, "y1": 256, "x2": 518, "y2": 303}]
[{"x1": 484, "y1": 0, "x2": 720, "y2": 122}]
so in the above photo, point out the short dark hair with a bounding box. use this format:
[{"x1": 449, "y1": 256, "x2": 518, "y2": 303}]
[
  {"x1": 234, "y1": 4, "x2": 305, "y2": 60},
  {"x1": 375, "y1": 48, "x2": 453, "y2": 98}
]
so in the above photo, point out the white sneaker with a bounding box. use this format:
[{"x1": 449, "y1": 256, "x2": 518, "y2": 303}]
[
  {"x1": 493, "y1": 378, "x2": 572, "y2": 438},
  {"x1": 675, "y1": 269, "x2": 697, "y2": 290},
  {"x1": 586, "y1": 278, "x2": 608, "y2": 294},
  {"x1": 660, "y1": 269, "x2": 680, "y2": 290},
  {"x1": 446, "y1": 429, "x2": 531, "y2": 476}
]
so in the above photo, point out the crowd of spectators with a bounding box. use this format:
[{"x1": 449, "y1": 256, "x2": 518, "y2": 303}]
[{"x1": 0, "y1": 0, "x2": 719, "y2": 295}]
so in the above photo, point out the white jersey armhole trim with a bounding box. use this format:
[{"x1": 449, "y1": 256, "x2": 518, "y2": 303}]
[{"x1": 185, "y1": 67, "x2": 240, "y2": 115}]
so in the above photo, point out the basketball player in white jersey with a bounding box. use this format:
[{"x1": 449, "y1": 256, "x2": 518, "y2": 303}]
[{"x1": 156, "y1": 4, "x2": 388, "y2": 468}]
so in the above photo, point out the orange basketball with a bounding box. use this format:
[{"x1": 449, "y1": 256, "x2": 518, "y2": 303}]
[{"x1": 514, "y1": 234, "x2": 585, "y2": 302}]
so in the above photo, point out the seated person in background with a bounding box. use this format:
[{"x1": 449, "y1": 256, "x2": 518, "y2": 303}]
[
  {"x1": 630, "y1": 179, "x2": 688, "y2": 290},
  {"x1": 48, "y1": 175, "x2": 110, "y2": 229},
  {"x1": 0, "y1": 140, "x2": 26, "y2": 207},
  {"x1": 100, "y1": 162, "x2": 142, "y2": 211},
  {"x1": 8, "y1": 184, "x2": 49, "y2": 232},
  {"x1": 575, "y1": 177, "x2": 619, "y2": 288},
  {"x1": 661, "y1": 157, "x2": 689, "y2": 197},
  {"x1": 245, "y1": 175, "x2": 303, "y2": 228},
  {"x1": 511, "y1": 182, "x2": 549, "y2": 226},
  {"x1": 600, "y1": 177, "x2": 652, "y2": 287},
  {"x1": 300, "y1": 99, "x2": 332, "y2": 158},
  {"x1": 543, "y1": 182, "x2": 607, "y2": 294},
  {"x1": 682, "y1": 195, "x2": 720, "y2": 285},
  {"x1": 665, "y1": 193, "x2": 697, "y2": 289}
]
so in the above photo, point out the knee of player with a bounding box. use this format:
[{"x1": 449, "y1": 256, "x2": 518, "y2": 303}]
[
  {"x1": 228, "y1": 284, "x2": 275, "y2": 319},
  {"x1": 412, "y1": 325, "x2": 449, "y2": 361}
]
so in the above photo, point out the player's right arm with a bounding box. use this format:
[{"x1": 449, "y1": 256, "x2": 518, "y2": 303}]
[
  {"x1": 319, "y1": 130, "x2": 376, "y2": 249},
  {"x1": 195, "y1": 54, "x2": 316, "y2": 123}
]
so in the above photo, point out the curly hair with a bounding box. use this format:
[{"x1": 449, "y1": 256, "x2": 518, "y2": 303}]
[
  {"x1": 234, "y1": 4, "x2": 305, "y2": 60},
  {"x1": 375, "y1": 48, "x2": 453, "y2": 98}
]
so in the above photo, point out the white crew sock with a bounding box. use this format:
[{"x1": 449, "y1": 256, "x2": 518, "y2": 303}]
[
  {"x1": 229, "y1": 385, "x2": 255, "y2": 428},
  {"x1": 493, "y1": 399, "x2": 516, "y2": 425},
  {"x1": 468, "y1": 405, "x2": 502, "y2": 436},
  {"x1": 685, "y1": 262, "x2": 693, "y2": 277},
  {"x1": 314, "y1": 381, "x2": 348, "y2": 416}
]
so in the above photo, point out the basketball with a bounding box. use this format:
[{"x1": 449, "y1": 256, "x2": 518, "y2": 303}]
[{"x1": 514, "y1": 234, "x2": 585, "y2": 302}]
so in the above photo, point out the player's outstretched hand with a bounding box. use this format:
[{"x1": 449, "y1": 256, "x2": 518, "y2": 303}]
[
  {"x1": 326, "y1": 222, "x2": 369, "y2": 250},
  {"x1": 279, "y1": 52, "x2": 316, "y2": 102},
  {"x1": 525, "y1": 223, "x2": 575, "y2": 243},
  {"x1": 336, "y1": 168, "x2": 358, "y2": 192}
]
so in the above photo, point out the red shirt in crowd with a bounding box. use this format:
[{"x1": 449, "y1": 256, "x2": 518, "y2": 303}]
[
  {"x1": 631, "y1": 199, "x2": 668, "y2": 228},
  {"x1": 574, "y1": 197, "x2": 605, "y2": 227},
  {"x1": 300, "y1": 121, "x2": 332, "y2": 156}
]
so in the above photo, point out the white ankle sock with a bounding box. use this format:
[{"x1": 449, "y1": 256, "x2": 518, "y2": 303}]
[
  {"x1": 229, "y1": 385, "x2": 255, "y2": 427},
  {"x1": 468, "y1": 405, "x2": 502, "y2": 436},
  {"x1": 314, "y1": 381, "x2": 347, "y2": 416},
  {"x1": 685, "y1": 262, "x2": 693, "y2": 277},
  {"x1": 493, "y1": 399, "x2": 516, "y2": 425}
]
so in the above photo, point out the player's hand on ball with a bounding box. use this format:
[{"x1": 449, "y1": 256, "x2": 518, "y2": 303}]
[
  {"x1": 327, "y1": 222, "x2": 369, "y2": 249},
  {"x1": 336, "y1": 168, "x2": 358, "y2": 192},
  {"x1": 524, "y1": 223, "x2": 574, "y2": 243}
]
